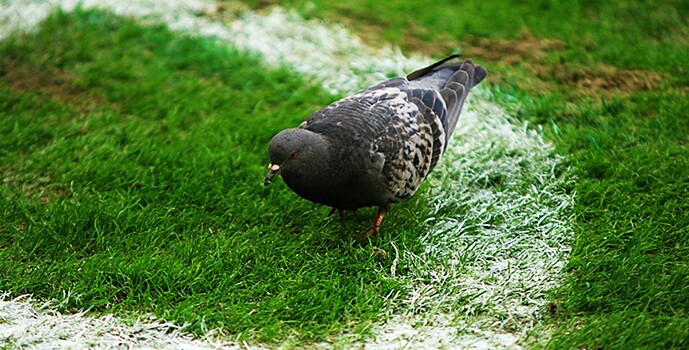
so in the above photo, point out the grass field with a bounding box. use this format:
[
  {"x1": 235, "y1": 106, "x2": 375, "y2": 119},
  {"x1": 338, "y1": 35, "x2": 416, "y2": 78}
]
[{"x1": 1, "y1": 0, "x2": 689, "y2": 349}]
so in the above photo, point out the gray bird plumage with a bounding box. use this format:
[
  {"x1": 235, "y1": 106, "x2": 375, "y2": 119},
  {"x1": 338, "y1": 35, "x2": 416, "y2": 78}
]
[{"x1": 265, "y1": 54, "x2": 487, "y2": 235}]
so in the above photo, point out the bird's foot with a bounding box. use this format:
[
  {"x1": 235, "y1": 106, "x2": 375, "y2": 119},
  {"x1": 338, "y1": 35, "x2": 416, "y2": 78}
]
[
  {"x1": 328, "y1": 207, "x2": 347, "y2": 221},
  {"x1": 364, "y1": 226, "x2": 379, "y2": 239},
  {"x1": 328, "y1": 207, "x2": 347, "y2": 222},
  {"x1": 365, "y1": 204, "x2": 392, "y2": 238}
]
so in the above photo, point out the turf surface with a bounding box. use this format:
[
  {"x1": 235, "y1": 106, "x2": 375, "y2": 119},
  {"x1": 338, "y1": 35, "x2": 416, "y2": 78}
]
[{"x1": 2, "y1": 1, "x2": 689, "y2": 348}]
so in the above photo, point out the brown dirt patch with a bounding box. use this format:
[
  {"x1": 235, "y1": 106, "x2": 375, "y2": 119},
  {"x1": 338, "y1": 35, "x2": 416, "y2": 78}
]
[
  {"x1": 547, "y1": 62, "x2": 662, "y2": 92},
  {"x1": 462, "y1": 30, "x2": 662, "y2": 95},
  {"x1": 463, "y1": 30, "x2": 567, "y2": 65},
  {"x1": 0, "y1": 54, "x2": 113, "y2": 112},
  {"x1": 2, "y1": 170, "x2": 72, "y2": 205}
]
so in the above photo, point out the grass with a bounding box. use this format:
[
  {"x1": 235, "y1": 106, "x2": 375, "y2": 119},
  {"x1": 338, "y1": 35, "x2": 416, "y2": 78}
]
[
  {"x1": 2, "y1": 1, "x2": 689, "y2": 348},
  {"x1": 257, "y1": 0, "x2": 689, "y2": 348}
]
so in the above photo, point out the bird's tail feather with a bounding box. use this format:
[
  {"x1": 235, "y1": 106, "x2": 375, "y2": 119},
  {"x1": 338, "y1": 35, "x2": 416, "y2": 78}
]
[
  {"x1": 408, "y1": 55, "x2": 487, "y2": 137},
  {"x1": 406, "y1": 53, "x2": 462, "y2": 81},
  {"x1": 442, "y1": 60, "x2": 486, "y2": 136}
]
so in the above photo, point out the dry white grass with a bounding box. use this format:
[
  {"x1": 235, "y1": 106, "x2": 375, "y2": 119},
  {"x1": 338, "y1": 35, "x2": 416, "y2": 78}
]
[{"x1": 0, "y1": 1, "x2": 573, "y2": 349}]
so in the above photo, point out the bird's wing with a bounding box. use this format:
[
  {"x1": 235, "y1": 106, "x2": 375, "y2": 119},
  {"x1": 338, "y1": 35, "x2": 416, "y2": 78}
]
[{"x1": 302, "y1": 83, "x2": 447, "y2": 202}]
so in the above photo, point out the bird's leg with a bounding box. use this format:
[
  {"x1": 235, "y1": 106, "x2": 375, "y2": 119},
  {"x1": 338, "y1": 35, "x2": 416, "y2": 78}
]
[
  {"x1": 328, "y1": 207, "x2": 347, "y2": 221},
  {"x1": 366, "y1": 204, "x2": 392, "y2": 238}
]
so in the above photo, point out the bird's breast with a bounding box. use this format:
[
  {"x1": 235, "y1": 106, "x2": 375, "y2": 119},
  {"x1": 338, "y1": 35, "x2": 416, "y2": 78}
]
[{"x1": 281, "y1": 161, "x2": 388, "y2": 210}]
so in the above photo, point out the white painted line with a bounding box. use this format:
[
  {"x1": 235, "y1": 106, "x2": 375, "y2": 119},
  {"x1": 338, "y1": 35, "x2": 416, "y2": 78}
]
[
  {"x1": 0, "y1": 292, "x2": 253, "y2": 350},
  {"x1": 0, "y1": 1, "x2": 573, "y2": 349}
]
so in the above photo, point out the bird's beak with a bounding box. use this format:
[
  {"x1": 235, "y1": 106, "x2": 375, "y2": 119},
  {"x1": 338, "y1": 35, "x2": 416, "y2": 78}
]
[{"x1": 264, "y1": 163, "x2": 281, "y2": 186}]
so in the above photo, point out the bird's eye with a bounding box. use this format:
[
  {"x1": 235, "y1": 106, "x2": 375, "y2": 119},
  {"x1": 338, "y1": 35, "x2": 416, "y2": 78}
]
[{"x1": 289, "y1": 150, "x2": 299, "y2": 159}]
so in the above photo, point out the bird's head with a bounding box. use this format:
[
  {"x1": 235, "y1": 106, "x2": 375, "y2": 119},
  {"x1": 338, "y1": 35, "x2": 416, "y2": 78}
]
[{"x1": 264, "y1": 128, "x2": 329, "y2": 186}]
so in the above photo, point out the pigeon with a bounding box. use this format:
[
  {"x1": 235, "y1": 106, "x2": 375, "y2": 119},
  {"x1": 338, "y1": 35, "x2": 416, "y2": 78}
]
[{"x1": 264, "y1": 54, "x2": 487, "y2": 236}]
